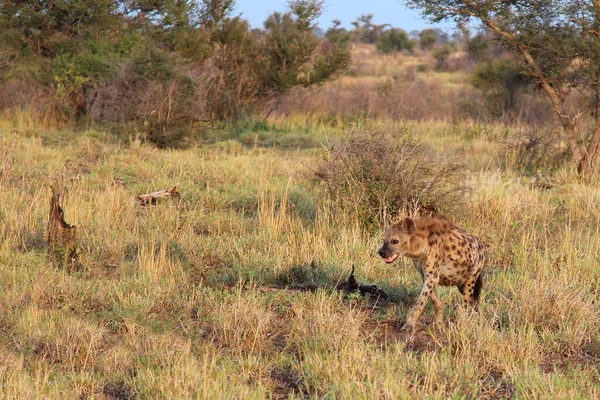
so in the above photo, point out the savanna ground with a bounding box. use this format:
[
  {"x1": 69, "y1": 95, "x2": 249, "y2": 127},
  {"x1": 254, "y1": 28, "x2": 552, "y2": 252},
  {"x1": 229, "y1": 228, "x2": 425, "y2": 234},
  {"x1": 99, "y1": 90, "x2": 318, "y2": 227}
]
[{"x1": 1, "y1": 45, "x2": 600, "y2": 399}]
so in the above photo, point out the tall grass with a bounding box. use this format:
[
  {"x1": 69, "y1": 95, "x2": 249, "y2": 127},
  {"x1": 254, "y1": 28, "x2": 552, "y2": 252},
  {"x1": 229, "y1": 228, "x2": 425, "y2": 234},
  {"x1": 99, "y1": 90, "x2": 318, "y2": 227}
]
[{"x1": 1, "y1": 115, "x2": 599, "y2": 398}]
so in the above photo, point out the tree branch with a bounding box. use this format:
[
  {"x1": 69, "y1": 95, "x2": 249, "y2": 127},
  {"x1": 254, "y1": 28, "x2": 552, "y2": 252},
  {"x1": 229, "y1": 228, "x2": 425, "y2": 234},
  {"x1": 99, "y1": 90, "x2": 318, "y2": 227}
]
[{"x1": 476, "y1": 13, "x2": 585, "y2": 165}]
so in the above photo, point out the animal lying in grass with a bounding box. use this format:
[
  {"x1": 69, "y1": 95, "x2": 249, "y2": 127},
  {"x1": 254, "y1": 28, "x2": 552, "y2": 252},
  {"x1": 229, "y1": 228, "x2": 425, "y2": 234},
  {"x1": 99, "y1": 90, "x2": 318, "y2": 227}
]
[{"x1": 378, "y1": 216, "x2": 485, "y2": 331}]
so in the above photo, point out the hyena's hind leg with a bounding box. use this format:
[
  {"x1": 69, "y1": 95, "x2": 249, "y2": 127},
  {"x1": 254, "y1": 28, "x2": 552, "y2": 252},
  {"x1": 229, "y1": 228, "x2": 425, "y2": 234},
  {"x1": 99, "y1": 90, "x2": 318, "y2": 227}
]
[{"x1": 459, "y1": 268, "x2": 483, "y2": 308}]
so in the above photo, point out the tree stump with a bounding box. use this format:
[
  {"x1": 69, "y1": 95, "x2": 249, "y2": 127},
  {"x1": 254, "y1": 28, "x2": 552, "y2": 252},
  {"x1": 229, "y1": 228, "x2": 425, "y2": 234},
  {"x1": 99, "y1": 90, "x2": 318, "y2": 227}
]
[{"x1": 48, "y1": 185, "x2": 77, "y2": 270}]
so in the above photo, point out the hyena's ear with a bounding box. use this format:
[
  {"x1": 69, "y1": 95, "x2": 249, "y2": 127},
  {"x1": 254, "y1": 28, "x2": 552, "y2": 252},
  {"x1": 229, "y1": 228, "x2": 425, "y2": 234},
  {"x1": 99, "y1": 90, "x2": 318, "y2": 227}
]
[
  {"x1": 404, "y1": 217, "x2": 416, "y2": 235},
  {"x1": 383, "y1": 214, "x2": 392, "y2": 230}
]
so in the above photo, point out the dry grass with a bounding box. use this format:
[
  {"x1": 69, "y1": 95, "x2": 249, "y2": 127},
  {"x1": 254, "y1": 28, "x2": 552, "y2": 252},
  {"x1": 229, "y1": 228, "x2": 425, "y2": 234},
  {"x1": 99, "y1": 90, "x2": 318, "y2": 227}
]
[
  {"x1": 1, "y1": 116, "x2": 599, "y2": 399},
  {"x1": 274, "y1": 43, "x2": 477, "y2": 124}
]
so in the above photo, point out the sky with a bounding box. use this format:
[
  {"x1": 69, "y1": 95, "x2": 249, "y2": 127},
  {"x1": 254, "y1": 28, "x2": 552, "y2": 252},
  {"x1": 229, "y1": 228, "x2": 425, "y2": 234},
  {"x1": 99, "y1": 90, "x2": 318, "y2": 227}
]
[{"x1": 234, "y1": 0, "x2": 456, "y2": 33}]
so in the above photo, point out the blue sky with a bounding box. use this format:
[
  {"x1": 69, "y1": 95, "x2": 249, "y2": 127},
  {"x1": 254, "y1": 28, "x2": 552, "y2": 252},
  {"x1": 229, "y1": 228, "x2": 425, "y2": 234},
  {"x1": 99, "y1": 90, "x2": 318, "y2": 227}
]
[{"x1": 234, "y1": 0, "x2": 455, "y2": 33}]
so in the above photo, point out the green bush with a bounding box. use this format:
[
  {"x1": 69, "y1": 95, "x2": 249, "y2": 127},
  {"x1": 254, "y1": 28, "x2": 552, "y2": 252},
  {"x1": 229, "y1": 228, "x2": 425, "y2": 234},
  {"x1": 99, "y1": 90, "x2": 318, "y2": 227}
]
[
  {"x1": 467, "y1": 33, "x2": 490, "y2": 61},
  {"x1": 376, "y1": 28, "x2": 415, "y2": 54},
  {"x1": 326, "y1": 19, "x2": 352, "y2": 47},
  {"x1": 419, "y1": 28, "x2": 438, "y2": 50},
  {"x1": 471, "y1": 58, "x2": 529, "y2": 118},
  {"x1": 432, "y1": 43, "x2": 456, "y2": 69}
]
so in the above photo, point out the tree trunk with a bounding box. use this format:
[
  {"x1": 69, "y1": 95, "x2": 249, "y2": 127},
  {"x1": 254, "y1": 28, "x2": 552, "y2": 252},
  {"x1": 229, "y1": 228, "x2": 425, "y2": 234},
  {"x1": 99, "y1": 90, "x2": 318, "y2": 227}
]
[
  {"x1": 577, "y1": 69, "x2": 600, "y2": 175},
  {"x1": 483, "y1": 17, "x2": 592, "y2": 174}
]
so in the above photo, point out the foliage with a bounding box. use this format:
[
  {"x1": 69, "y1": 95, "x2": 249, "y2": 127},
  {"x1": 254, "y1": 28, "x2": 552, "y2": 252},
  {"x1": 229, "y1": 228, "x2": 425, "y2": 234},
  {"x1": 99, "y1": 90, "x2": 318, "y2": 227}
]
[
  {"x1": 262, "y1": 2, "x2": 349, "y2": 94},
  {"x1": 0, "y1": 0, "x2": 350, "y2": 144},
  {"x1": 467, "y1": 32, "x2": 491, "y2": 61},
  {"x1": 325, "y1": 19, "x2": 352, "y2": 47},
  {"x1": 432, "y1": 43, "x2": 456, "y2": 69},
  {"x1": 347, "y1": 15, "x2": 418, "y2": 54},
  {"x1": 350, "y1": 14, "x2": 389, "y2": 44},
  {"x1": 376, "y1": 28, "x2": 415, "y2": 54},
  {"x1": 418, "y1": 28, "x2": 439, "y2": 50},
  {"x1": 471, "y1": 58, "x2": 529, "y2": 117}
]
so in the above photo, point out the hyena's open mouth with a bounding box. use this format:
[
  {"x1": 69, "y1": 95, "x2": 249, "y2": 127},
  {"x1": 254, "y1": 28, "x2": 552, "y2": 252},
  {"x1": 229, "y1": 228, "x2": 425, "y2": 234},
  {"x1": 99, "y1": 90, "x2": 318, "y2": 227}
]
[{"x1": 383, "y1": 253, "x2": 399, "y2": 263}]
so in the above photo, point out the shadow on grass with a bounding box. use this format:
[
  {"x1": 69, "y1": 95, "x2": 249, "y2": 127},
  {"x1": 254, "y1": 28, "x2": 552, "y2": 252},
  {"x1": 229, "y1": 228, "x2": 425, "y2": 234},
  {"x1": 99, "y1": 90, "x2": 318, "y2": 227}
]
[
  {"x1": 270, "y1": 261, "x2": 421, "y2": 309},
  {"x1": 200, "y1": 259, "x2": 421, "y2": 312}
]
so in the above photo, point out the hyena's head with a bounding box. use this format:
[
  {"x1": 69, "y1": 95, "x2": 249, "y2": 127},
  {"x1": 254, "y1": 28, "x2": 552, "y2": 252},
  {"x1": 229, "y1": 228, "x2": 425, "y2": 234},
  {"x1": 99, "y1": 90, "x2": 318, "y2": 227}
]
[{"x1": 378, "y1": 217, "x2": 416, "y2": 263}]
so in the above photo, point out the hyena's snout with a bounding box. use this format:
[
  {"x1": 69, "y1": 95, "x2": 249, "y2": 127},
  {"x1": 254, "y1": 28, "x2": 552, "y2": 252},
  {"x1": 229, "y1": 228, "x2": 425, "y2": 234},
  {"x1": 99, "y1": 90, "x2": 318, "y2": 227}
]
[
  {"x1": 378, "y1": 246, "x2": 387, "y2": 258},
  {"x1": 378, "y1": 244, "x2": 400, "y2": 263}
]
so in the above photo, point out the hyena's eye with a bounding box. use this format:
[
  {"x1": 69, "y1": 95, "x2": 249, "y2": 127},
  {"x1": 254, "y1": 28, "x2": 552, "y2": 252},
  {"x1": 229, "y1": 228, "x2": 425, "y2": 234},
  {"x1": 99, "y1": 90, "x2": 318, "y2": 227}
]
[{"x1": 391, "y1": 239, "x2": 399, "y2": 245}]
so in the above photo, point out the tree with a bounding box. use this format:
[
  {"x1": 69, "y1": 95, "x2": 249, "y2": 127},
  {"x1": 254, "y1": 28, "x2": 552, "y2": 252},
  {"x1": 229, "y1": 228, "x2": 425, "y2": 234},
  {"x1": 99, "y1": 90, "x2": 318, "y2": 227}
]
[
  {"x1": 466, "y1": 32, "x2": 491, "y2": 61},
  {"x1": 418, "y1": 28, "x2": 438, "y2": 49},
  {"x1": 351, "y1": 14, "x2": 389, "y2": 44},
  {"x1": 432, "y1": 43, "x2": 455, "y2": 69},
  {"x1": 471, "y1": 58, "x2": 529, "y2": 117},
  {"x1": 326, "y1": 19, "x2": 351, "y2": 46},
  {"x1": 259, "y1": 1, "x2": 350, "y2": 104},
  {"x1": 407, "y1": 0, "x2": 600, "y2": 175},
  {"x1": 376, "y1": 28, "x2": 415, "y2": 53}
]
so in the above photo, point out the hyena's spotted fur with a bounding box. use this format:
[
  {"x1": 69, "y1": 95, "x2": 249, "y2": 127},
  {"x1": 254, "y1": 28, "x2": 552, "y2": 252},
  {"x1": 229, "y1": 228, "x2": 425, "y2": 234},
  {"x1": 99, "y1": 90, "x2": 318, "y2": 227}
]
[{"x1": 378, "y1": 216, "x2": 485, "y2": 331}]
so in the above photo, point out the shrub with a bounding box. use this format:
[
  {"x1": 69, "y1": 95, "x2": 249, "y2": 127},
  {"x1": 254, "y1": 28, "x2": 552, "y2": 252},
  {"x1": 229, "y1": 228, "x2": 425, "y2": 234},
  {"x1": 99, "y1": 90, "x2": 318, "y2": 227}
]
[
  {"x1": 0, "y1": 0, "x2": 350, "y2": 142},
  {"x1": 467, "y1": 33, "x2": 490, "y2": 61},
  {"x1": 471, "y1": 58, "x2": 529, "y2": 118},
  {"x1": 313, "y1": 122, "x2": 470, "y2": 227},
  {"x1": 503, "y1": 128, "x2": 569, "y2": 174},
  {"x1": 419, "y1": 28, "x2": 439, "y2": 50},
  {"x1": 432, "y1": 43, "x2": 456, "y2": 70},
  {"x1": 325, "y1": 19, "x2": 352, "y2": 47},
  {"x1": 376, "y1": 28, "x2": 414, "y2": 54}
]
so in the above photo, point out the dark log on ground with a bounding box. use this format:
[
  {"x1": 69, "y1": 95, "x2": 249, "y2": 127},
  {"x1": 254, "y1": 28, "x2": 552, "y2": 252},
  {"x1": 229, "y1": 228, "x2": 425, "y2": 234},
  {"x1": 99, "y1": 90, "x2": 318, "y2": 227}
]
[
  {"x1": 337, "y1": 265, "x2": 389, "y2": 302},
  {"x1": 137, "y1": 186, "x2": 180, "y2": 206},
  {"x1": 48, "y1": 185, "x2": 77, "y2": 270},
  {"x1": 262, "y1": 265, "x2": 389, "y2": 304}
]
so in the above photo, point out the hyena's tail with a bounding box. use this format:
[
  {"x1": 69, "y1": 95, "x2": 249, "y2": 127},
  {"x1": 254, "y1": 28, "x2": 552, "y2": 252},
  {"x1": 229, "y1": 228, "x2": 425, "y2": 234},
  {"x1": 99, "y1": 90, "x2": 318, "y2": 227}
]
[{"x1": 473, "y1": 274, "x2": 483, "y2": 304}]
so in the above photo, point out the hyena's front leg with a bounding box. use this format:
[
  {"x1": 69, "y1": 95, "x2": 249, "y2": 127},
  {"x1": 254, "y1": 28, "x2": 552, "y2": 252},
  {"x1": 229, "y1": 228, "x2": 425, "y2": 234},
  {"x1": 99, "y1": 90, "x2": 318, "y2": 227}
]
[
  {"x1": 413, "y1": 260, "x2": 443, "y2": 324},
  {"x1": 430, "y1": 287, "x2": 444, "y2": 324},
  {"x1": 402, "y1": 265, "x2": 440, "y2": 331}
]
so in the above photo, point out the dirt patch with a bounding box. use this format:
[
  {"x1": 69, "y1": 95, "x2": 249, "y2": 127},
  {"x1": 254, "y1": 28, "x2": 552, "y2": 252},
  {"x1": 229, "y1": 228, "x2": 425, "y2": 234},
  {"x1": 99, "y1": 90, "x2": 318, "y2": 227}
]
[
  {"x1": 478, "y1": 370, "x2": 515, "y2": 399},
  {"x1": 102, "y1": 381, "x2": 136, "y2": 400},
  {"x1": 362, "y1": 318, "x2": 441, "y2": 353},
  {"x1": 270, "y1": 366, "x2": 307, "y2": 400},
  {"x1": 541, "y1": 350, "x2": 600, "y2": 374},
  {"x1": 261, "y1": 264, "x2": 390, "y2": 308}
]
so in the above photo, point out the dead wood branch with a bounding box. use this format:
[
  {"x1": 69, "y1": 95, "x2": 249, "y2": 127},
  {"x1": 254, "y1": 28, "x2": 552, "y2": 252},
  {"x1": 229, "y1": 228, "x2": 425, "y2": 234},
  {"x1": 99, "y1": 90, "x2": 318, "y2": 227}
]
[
  {"x1": 259, "y1": 265, "x2": 389, "y2": 308},
  {"x1": 336, "y1": 265, "x2": 389, "y2": 303},
  {"x1": 48, "y1": 185, "x2": 77, "y2": 270},
  {"x1": 137, "y1": 186, "x2": 180, "y2": 206}
]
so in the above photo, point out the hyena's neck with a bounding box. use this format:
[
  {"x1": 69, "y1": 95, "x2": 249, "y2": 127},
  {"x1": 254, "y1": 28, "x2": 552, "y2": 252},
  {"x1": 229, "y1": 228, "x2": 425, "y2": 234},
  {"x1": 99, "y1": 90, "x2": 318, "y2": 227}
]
[{"x1": 404, "y1": 235, "x2": 428, "y2": 259}]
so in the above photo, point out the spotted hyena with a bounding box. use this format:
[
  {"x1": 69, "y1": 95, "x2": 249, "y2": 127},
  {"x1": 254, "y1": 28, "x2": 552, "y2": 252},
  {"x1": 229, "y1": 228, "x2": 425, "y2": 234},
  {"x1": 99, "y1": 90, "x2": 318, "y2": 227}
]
[{"x1": 378, "y1": 216, "x2": 485, "y2": 331}]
